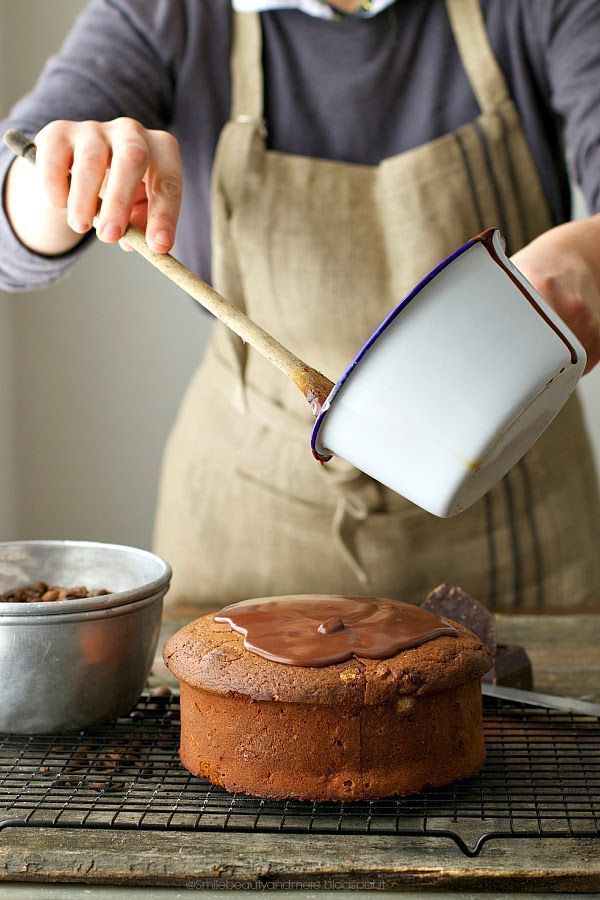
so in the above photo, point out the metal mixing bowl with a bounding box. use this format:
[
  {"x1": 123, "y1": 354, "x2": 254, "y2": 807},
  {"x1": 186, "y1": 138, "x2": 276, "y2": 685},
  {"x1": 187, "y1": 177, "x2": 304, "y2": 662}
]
[{"x1": 0, "y1": 540, "x2": 171, "y2": 733}]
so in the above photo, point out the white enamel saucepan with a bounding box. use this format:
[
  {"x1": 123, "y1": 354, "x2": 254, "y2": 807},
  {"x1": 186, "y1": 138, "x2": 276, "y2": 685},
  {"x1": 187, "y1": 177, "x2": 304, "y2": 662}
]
[
  {"x1": 312, "y1": 227, "x2": 585, "y2": 516},
  {"x1": 5, "y1": 131, "x2": 585, "y2": 518}
]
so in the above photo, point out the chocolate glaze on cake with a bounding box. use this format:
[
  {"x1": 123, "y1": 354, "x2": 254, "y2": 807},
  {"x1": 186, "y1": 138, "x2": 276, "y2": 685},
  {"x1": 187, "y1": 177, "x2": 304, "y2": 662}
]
[{"x1": 214, "y1": 595, "x2": 459, "y2": 667}]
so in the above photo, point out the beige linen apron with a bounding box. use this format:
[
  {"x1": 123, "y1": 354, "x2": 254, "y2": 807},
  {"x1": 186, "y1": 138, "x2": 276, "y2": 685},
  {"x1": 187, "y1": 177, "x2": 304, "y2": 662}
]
[{"x1": 154, "y1": 0, "x2": 600, "y2": 613}]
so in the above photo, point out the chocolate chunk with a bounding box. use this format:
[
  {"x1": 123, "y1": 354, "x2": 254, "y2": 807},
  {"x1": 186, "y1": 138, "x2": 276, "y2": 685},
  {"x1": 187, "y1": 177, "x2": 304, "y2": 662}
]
[
  {"x1": 422, "y1": 583, "x2": 497, "y2": 656},
  {"x1": 483, "y1": 644, "x2": 533, "y2": 689},
  {"x1": 318, "y1": 616, "x2": 345, "y2": 635}
]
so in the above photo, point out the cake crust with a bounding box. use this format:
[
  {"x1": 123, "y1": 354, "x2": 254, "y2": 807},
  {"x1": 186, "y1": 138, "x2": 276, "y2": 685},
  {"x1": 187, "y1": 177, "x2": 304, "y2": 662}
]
[{"x1": 163, "y1": 608, "x2": 491, "y2": 708}]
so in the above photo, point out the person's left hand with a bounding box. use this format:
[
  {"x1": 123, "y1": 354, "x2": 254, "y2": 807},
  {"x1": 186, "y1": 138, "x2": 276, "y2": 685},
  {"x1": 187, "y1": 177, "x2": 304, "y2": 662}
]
[{"x1": 511, "y1": 218, "x2": 600, "y2": 373}]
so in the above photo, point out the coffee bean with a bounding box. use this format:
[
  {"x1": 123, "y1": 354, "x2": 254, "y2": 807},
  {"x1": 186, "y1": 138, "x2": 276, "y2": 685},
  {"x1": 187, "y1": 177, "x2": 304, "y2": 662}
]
[
  {"x1": 151, "y1": 685, "x2": 172, "y2": 698},
  {"x1": 1, "y1": 582, "x2": 112, "y2": 603},
  {"x1": 55, "y1": 774, "x2": 81, "y2": 786},
  {"x1": 102, "y1": 751, "x2": 129, "y2": 772},
  {"x1": 113, "y1": 746, "x2": 137, "y2": 765},
  {"x1": 67, "y1": 748, "x2": 89, "y2": 770},
  {"x1": 87, "y1": 779, "x2": 109, "y2": 791},
  {"x1": 103, "y1": 778, "x2": 127, "y2": 793}
]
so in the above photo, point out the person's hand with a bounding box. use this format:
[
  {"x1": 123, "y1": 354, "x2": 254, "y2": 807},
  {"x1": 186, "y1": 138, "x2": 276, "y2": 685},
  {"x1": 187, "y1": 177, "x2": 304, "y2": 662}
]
[
  {"x1": 6, "y1": 117, "x2": 182, "y2": 256},
  {"x1": 36, "y1": 117, "x2": 182, "y2": 253},
  {"x1": 511, "y1": 218, "x2": 600, "y2": 373}
]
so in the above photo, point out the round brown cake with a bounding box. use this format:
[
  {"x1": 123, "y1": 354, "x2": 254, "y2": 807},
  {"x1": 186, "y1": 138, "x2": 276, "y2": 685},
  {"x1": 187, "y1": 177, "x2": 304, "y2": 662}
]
[{"x1": 164, "y1": 594, "x2": 492, "y2": 801}]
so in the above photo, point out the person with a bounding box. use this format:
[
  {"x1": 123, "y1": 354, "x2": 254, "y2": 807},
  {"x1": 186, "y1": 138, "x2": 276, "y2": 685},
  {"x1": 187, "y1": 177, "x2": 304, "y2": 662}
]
[{"x1": 1, "y1": 0, "x2": 599, "y2": 613}]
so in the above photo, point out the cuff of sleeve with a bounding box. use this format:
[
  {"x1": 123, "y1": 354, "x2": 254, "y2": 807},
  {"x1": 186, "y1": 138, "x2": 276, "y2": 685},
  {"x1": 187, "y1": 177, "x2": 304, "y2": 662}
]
[{"x1": 0, "y1": 142, "x2": 91, "y2": 293}]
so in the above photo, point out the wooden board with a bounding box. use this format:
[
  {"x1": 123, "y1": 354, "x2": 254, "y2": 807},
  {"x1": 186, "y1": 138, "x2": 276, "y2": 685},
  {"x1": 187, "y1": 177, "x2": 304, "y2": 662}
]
[{"x1": 2, "y1": 828, "x2": 600, "y2": 891}]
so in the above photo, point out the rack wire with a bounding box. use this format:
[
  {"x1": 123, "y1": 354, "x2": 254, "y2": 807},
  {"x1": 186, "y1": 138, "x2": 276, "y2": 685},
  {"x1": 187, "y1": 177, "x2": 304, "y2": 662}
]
[{"x1": 0, "y1": 692, "x2": 599, "y2": 857}]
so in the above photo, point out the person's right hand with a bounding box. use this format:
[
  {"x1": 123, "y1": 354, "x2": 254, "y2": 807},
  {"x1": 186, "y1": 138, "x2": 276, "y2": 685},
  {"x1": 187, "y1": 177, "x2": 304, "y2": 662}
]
[{"x1": 17, "y1": 117, "x2": 182, "y2": 255}]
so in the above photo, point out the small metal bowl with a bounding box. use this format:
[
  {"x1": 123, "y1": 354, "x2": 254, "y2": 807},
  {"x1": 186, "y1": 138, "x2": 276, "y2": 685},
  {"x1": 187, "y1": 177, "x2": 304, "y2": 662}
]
[{"x1": 0, "y1": 540, "x2": 171, "y2": 733}]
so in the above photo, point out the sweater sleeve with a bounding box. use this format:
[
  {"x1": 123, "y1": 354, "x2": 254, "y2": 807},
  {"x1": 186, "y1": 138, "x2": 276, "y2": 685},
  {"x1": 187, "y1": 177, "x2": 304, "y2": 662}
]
[
  {"x1": 543, "y1": 0, "x2": 600, "y2": 215},
  {"x1": 0, "y1": 0, "x2": 185, "y2": 293}
]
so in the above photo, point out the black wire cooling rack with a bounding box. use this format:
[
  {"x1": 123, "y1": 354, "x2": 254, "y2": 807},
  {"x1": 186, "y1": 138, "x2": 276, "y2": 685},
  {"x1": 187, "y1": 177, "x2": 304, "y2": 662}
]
[{"x1": 0, "y1": 691, "x2": 599, "y2": 857}]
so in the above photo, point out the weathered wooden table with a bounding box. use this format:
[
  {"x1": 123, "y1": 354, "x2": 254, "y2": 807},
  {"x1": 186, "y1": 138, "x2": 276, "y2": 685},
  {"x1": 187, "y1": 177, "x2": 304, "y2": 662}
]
[{"x1": 1, "y1": 614, "x2": 599, "y2": 892}]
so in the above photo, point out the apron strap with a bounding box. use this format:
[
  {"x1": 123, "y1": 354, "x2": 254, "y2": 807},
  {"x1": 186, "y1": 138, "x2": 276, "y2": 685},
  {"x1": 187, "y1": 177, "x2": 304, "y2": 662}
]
[
  {"x1": 210, "y1": 11, "x2": 266, "y2": 411},
  {"x1": 445, "y1": 0, "x2": 510, "y2": 115},
  {"x1": 221, "y1": 12, "x2": 266, "y2": 217},
  {"x1": 231, "y1": 11, "x2": 264, "y2": 122}
]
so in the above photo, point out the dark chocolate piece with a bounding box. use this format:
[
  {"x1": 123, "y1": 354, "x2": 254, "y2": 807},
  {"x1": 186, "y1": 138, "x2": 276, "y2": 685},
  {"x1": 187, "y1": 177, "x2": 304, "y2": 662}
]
[
  {"x1": 422, "y1": 583, "x2": 497, "y2": 656},
  {"x1": 483, "y1": 644, "x2": 533, "y2": 689}
]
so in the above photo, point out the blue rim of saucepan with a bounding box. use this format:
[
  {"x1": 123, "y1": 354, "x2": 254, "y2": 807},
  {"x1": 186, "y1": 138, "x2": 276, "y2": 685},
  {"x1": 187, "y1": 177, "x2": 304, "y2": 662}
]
[
  {"x1": 310, "y1": 233, "x2": 482, "y2": 458},
  {"x1": 0, "y1": 540, "x2": 172, "y2": 617}
]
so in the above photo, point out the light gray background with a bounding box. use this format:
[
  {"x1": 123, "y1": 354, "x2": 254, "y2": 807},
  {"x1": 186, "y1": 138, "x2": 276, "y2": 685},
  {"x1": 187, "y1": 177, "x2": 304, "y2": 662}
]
[{"x1": 0, "y1": 0, "x2": 598, "y2": 547}]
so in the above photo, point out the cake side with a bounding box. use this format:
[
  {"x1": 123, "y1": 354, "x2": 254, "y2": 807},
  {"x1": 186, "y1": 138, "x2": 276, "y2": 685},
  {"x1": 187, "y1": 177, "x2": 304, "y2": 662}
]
[
  {"x1": 164, "y1": 612, "x2": 491, "y2": 706},
  {"x1": 178, "y1": 678, "x2": 485, "y2": 801}
]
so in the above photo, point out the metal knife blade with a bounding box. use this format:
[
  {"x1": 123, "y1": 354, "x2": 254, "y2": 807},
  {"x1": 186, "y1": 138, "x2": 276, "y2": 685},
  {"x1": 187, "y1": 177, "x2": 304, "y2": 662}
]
[{"x1": 482, "y1": 682, "x2": 600, "y2": 717}]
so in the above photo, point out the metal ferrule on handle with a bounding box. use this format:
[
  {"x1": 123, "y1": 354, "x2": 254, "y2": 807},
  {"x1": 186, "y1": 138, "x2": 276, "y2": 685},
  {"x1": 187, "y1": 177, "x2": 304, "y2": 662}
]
[{"x1": 3, "y1": 128, "x2": 37, "y2": 165}]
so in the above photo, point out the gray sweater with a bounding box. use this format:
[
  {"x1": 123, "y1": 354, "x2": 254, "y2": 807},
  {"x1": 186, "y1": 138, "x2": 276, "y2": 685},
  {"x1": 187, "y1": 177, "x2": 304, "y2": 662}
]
[{"x1": 1, "y1": 0, "x2": 599, "y2": 291}]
